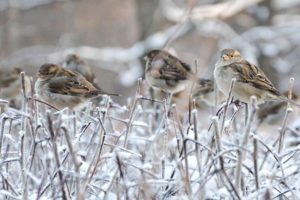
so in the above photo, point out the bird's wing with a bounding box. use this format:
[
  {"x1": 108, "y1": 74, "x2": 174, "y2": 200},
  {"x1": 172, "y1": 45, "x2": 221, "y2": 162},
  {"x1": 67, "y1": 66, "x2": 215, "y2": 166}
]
[
  {"x1": 158, "y1": 58, "x2": 191, "y2": 81},
  {"x1": 226, "y1": 60, "x2": 280, "y2": 96},
  {"x1": 177, "y1": 58, "x2": 192, "y2": 72},
  {"x1": 47, "y1": 76, "x2": 95, "y2": 97}
]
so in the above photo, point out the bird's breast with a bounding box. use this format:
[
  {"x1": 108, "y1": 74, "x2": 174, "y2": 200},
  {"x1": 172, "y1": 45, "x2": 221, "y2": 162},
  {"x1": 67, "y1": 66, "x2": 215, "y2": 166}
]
[{"x1": 214, "y1": 66, "x2": 235, "y2": 96}]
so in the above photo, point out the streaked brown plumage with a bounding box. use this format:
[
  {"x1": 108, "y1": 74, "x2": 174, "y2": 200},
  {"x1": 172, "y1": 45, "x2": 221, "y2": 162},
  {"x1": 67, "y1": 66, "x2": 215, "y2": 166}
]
[
  {"x1": 144, "y1": 49, "x2": 193, "y2": 94},
  {"x1": 35, "y1": 64, "x2": 118, "y2": 110},
  {"x1": 214, "y1": 48, "x2": 300, "y2": 107}
]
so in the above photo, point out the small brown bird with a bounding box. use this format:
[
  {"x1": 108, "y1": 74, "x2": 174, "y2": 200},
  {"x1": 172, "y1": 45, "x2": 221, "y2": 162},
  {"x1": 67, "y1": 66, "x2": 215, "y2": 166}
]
[
  {"x1": 62, "y1": 54, "x2": 95, "y2": 83},
  {"x1": 214, "y1": 48, "x2": 300, "y2": 107},
  {"x1": 35, "y1": 64, "x2": 118, "y2": 110},
  {"x1": 0, "y1": 67, "x2": 31, "y2": 102},
  {"x1": 144, "y1": 49, "x2": 194, "y2": 95}
]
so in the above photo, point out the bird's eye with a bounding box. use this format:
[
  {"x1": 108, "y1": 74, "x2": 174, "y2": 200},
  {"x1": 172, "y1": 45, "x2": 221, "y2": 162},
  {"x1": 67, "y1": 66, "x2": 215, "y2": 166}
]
[
  {"x1": 45, "y1": 71, "x2": 51, "y2": 75},
  {"x1": 222, "y1": 55, "x2": 230, "y2": 61}
]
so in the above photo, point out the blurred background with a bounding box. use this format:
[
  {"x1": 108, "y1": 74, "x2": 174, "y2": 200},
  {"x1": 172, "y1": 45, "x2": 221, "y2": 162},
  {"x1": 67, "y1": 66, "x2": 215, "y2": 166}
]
[{"x1": 0, "y1": 0, "x2": 300, "y2": 103}]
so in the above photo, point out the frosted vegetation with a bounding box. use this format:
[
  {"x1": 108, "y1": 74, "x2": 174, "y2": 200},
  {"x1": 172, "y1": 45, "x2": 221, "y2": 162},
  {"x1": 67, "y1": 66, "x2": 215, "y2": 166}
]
[
  {"x1": 0, "y1": 77, "x2": 300, "y2": 200},
  {"x1": 1, "y1": 0, "x2": 300, "y2": 199}
]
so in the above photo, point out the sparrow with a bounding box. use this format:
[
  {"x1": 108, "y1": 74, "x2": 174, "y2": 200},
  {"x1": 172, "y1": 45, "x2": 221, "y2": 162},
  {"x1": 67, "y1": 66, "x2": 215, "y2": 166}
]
[
  {"x1": 214, "y1": 48, "x2": 300, "y2": 107},
  {"x1": 0, "y1": 67, "x2": 31, "y2": 101},
  {"x1": 62, "y1": 54, "x2": 95, "y2": 83},
  {"x1": 35, "y1": 64, "x2": 118, "y2": 110},
  {"x1": 144, "y1": 49, "x2": 194, "y2": 95}
]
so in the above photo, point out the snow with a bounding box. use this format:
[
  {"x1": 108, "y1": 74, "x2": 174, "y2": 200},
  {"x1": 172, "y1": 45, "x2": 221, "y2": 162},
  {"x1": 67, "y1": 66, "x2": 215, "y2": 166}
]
[{"x1": 1, "y1": 86, "x2": 300, "y2": 199}]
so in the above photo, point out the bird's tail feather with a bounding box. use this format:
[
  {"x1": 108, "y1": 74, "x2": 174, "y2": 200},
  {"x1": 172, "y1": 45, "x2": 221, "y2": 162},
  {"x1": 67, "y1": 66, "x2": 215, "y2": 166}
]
[
  {"x1": 86, "y1": 90, "x2": 120, "y2": 98},
  {"x1": 278, "y1": 95, "x2": 300, "y2": 108}
]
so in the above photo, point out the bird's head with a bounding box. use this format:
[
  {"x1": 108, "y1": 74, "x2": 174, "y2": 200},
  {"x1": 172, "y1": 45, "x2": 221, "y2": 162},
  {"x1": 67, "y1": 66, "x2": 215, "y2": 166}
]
[
  {"x1": 38, "y1": 64, "x2": 61, "y2": 79},
  {"x1": 144, "y1": 49, "x2": 169, "y2": 62},
  {"x1": 65, "y1": 54, "x2": 80, "y2": 64},
  {"x1": 220, "y1": 48, "x2": 242, "y2": 61},
  {"x1": 12, "y1": 68, "x2": 23, "y2": 75}
]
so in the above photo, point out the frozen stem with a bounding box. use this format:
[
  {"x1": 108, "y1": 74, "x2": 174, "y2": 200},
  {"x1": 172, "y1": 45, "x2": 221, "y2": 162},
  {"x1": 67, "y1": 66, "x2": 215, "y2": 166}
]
[
  {"x1": 20, "y1": 72, "x2": 28, "y2": 200},
  {"x1": 61, "y1": 127, "x2": 81, "y2": 199},
  {"x1": 252, "y1": 136, "x2": 259, "y2": 191},
  {"x1": 235, "y1": 96, "x2": 257, "y2": 195},
  {"x1": 278, "y1": 77, "x2": 294, "y2": 154},
  {"x1": 192, "y1": 100, "x2": 202, "y2": 175},
  {"x1": 47, "y1": 112, "x2": 68, "y2": 200},
  {"x1": 212, "y1": 117, "x2": 241, "y2": 200},
  {"x1": 123, "y1": 78, "x2": 142, "y2": 148},
  {"x1": 183, "y1": 137, "x2": 192, "y2": 196},
  {"x1": 0, "y1": 116, "x2": 7, "y2": 155},
  {"x1": 79, "y1": 107, "x2": 108, "y2": 199},
  {"x1": 220, "y1": 78, "x2": 236, "y2": 135}
]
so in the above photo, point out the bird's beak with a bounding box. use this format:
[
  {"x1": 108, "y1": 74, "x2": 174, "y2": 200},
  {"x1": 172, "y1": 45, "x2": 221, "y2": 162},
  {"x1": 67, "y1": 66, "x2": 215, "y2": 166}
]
[
  {"x1": 222, "y1": 55, "x2": 230, "y2": 61},
  {"x1": 143, "y1": 56, "x2": 147, "y2": 61},
  {"x1": 233, "y1": 51, "x2": 241, "y2": 57}
]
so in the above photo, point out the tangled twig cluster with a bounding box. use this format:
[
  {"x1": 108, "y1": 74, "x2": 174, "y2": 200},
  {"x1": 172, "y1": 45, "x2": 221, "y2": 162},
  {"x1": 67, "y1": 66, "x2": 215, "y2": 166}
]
[{"x1": 0, "y1": 73, "x2": 300, "y2": 199}]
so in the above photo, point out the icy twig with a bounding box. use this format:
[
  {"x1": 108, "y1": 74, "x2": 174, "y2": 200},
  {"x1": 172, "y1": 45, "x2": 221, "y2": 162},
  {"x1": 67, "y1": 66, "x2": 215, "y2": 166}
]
[
  {"x1": 212, "y1": 117, "x2": 241, "y2": 200},
  {"x1": 192, "y1": 100, "x2": 202, "y2": 175},
  {"x1": 278, "y1": 77, "x2": 294, "y2": 154},
  {"x1": 0, "y1": 116, "x2": 7, "y2": 155},
  {"x1": 47, "y1": 112, "x2": 68, "y2": 200},
  {"x1": 183, "y1": 136, "x2": 192, "y2": 196},
  {"x1": 20, "y1": 72, "x2": 28, "y2": 200},
  {"x1": 79, "y1": 107, "x2": 108, "y2": 199},
  {"x1": 61, "y1": 127, "x2": 81, "y2": 199},
  {"x1": 252, "y1": 136, "x2": 259, "y2": 191},
  {"x1": 162, "y1": 99, "x2": 169, "y2": 182},
  {"x1": 115, "y1": 154, "x2": 129, "y2": 199},
  {"x1": 220, "y1": 78, "x2": 236, "y2": 136},
  {"x1": 235, "y1": 96, "x2": 257, "y2": 195},
  {"x1": 123, "y1": 78, "x2": 142, "y2": 148},
  {"x1": 28, "y1": 97, "x2": 59, "y2": 111}
]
